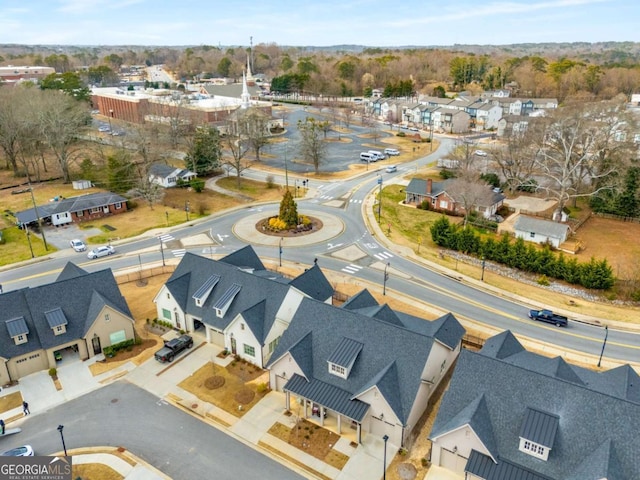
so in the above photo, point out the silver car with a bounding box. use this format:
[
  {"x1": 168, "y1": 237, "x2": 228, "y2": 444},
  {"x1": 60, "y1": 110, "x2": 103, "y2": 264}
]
[
  {"x1": 70, "y1": 239, "x2": 86, "y2": 252},
  {"x1": 87, "y1": 245, "x2": 115, "y2": 259}
]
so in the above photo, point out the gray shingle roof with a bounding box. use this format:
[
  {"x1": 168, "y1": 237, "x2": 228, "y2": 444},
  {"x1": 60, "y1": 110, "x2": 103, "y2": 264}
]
[
  {"x1": 565, "y1": 439, "x2": 624, "y2": 480},
  {"x1": 269, "y1": 296, "x2": 464, "y2": 424},
  {"x1": 164, "y1": 251, "x2": 291, "y2": 333},
  {"x1": 0, "y1": 265, "x2": 132, "y2": 356},
  {"x1": 514, "y1": 216, "x2": 569, "y2": 240},
  {"x1": 220, "y1": 245, "x2": 266, "y2": 271},
  {"x1": 431, "y1": 394, "x2": 498, "y2": 460},
  {"x1": 56, "y1": 262, "x2": 88, "y2": 281},
  {"x1": 15, "y1": 192, "x2": 127, "y2": 224},
  {"x1": 288, "y1": 264, "x2": 333, "y2": 302},
  {"x1": 431, "y1": 335, "x2": 640, "y2": 479}
]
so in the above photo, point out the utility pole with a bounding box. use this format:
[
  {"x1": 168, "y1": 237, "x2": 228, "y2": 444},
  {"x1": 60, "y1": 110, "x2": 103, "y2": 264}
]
[
  {"x1": 28, "y1": 183, "x2": 48, "y2": 251},
  {"x1": 377, "y1": 175, "x2": 383, "y2": 223},
  {"x1": 597, "y1": 326, "x2": 609, "y2": 367}
]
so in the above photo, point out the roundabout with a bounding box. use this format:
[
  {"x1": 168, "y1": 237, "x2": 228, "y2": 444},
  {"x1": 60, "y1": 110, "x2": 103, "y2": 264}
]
[{"x1": 232, "y1": 208, "x2": 345, "y2": 247}]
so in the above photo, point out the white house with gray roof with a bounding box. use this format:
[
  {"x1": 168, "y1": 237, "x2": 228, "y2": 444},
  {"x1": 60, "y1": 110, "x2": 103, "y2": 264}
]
[
  {"x1": 0, "y1": 263, "x2": 135, "y2": 382},
  {"x1": 153, "y1": 246, "x2": 333, "y2": 369},
  {"x1": 514, "y1": 216, "x2": 570, "y2": 248},
  {"x1": 148, "y1": 163, "x2": 197, "y2": 188},
  {"x1": 267, "y1": 289, "x2": 465, "y2": 447},
  {"x1": 430, "y1": 330, "x2": 640, "y2": 479}
]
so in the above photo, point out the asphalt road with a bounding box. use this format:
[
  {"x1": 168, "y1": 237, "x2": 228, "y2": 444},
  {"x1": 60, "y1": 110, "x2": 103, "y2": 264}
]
[
  {"x1": 2, "y1": 137, "x2": 639, "y2": 364},
  {"x1": 2, "y1": 382, "x2": 304, "y2": 480}
]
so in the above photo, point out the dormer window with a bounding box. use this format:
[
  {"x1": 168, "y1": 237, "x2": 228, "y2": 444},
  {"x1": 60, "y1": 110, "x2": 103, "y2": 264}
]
[
  {"x1": 327, "y1": 337, "x2": 363, "y2": 380},
  {"x1": 518, "y1": 407, "x2": 558, "y2": 462},
  {"x1": 192, "y1": 274, "x2": 220, "y2": 307},
  {"x1": 45, "y1": 307, "x2": 68, "y2": 336},
  {"x1": 214, "y1": 283, "x2": 242, "y2": 318},
  {"x1": 329, "y1": 363, "x2": 347, "y2": 378},
  {"x1": 6, "y1": 317, "x2": 29, "y2": 346}
]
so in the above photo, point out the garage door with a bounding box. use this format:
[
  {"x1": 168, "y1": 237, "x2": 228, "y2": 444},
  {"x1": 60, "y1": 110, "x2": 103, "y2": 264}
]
[
  {"x1": 441, "y1": 448, "x2": 467, "y2": 474},
  {"x1": 275, "y1": 374, "x2": 287, "y2": 392},
  {"x1": 208, "y1": 327, "x2": 224, "y2": 346}
]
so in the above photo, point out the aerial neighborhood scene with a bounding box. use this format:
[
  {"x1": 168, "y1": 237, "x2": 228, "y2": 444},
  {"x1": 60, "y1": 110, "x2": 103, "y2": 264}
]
[{"x1": 2, "y1": 1, "x2": 640, "y2": 479}]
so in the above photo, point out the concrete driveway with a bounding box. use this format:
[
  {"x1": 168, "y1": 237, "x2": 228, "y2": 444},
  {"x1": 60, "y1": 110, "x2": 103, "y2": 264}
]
[{"x1": 41, "y1": 223, "x2": 103, "y2": 251}]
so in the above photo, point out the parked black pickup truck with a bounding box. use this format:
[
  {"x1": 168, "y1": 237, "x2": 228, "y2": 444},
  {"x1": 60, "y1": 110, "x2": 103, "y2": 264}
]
[
  {"x1": 154, "y1": 334, "x2": 194, "y2": 363},
  {"x1": 528, "y1": 309, "x2": 568, "y2": 327}
]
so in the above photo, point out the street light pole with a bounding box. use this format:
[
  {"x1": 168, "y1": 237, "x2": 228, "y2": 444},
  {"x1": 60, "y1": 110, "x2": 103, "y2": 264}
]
[
  {"x1": 481, "y1": 256, "x2": 486, "y2": 281},
  {"x1": 597, "y1": 326, "x2": 609, "y2": 367},
  {"x1": 382, "y1": 434, "x2": 389, "y2": 480},
  {"x1": 185, "y1": 200, "x2": 190, "y2": 221},
  {"x1": 279, "y1": 237, "x2": 283, "y2": 267},
  {"x1": 57, "y1": 425, "x2": 67, "y2": 456},
  {"x1": 159, "y1": 237, "x2": 165, "y2": 267},
  {"x1": 383, "y1": 263, "x2": 390, "y2": 296},
  {"x1": 377, "y1": 175, "x2": 383, "y2": 223}
]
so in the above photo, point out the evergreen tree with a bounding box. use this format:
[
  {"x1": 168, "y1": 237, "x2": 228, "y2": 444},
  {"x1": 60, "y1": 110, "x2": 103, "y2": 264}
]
[{"x1": 279, "y1": 190, "x2": 298, "y2": 227}]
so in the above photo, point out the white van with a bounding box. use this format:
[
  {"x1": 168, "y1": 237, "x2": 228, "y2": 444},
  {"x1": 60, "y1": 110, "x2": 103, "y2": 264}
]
[
  {"x1": 360, "y1": 152, "x2": 377, "y2": 162},
  {"x1": 368, "y1": 150, "x2": 385, "y2": 161},
  {"x1": 384, "y1": 148, "x2": 400, "y2": 156}
]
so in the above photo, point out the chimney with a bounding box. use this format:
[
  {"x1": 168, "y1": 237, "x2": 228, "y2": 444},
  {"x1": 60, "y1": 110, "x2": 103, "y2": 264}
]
[{"x1": 427, "y1": 179, "x2": 433, "y2": 194}]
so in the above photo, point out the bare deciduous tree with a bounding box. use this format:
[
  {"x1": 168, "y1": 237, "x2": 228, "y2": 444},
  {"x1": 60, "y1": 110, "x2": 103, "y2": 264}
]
[
  {"x1": 297, "y1": 117, "x2": 328, "y2": 174},
  {"x1": 36, "y1": 90, "x2": 90, "y2": 183}
]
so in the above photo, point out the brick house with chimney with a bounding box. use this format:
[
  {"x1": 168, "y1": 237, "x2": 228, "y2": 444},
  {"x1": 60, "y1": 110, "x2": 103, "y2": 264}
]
[
  {"x1": 404, "y1": 178, "x2": 505, "y2": 218},
  {"x1": 405, "y1": 178, "x2": 459, "y2": 213}
]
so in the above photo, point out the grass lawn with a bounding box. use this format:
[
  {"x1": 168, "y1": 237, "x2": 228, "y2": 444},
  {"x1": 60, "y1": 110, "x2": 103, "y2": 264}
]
[
  {"x1": 178, "y1": 361, "x2": 269, "y2": 418},
  {"x1": 374, "y1": 185, "x2": 640, "y2": 322}
]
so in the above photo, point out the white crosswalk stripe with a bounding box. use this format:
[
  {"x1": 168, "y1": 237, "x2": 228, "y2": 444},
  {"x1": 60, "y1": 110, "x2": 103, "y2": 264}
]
[
  {"x1": 349, "y1": 199, "x2": 362, "y2": 203},
  {"x1": 172, "y1": 249, "x2": 186, "y2": 258},
  {"x1": 320, "y1": 195, "x2": 333, "y2": 200},
  {"x1": 374, "y1": 251, "x2": 394, "y2": 260},
  {"x1": 158, "y1": 234, "x2": 174, "y2": 243},
  {"x1": 342, "y1": 264, "x2": 363, "y2": 274}
]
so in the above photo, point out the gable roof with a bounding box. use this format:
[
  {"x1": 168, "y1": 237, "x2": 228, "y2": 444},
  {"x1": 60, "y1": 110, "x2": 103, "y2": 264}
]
[
  {"x1": 16, "y1": 192, "x2": 127, "y2": 224},
  {"x1": 163, "y1": 249, "x2": 329, "y2": 337},
  {"x1": 431, "y1": 393, "x2": 498, "y2": 461},
  {"x1": 431, "y1": 334, "x2": 640, "y2": 479},
  {"x1": 220, "y1": 246, "x2": 266, "y2": 271},
  {"x1": 56, "y1": 262, "x2": 89, "y2": 281},
  {"x1": 269, "y1": 295, "x2": 464, "y2": 424},
  {"x1": 0, "y1": 265, "x2": 132, "y2": 356},
  {"x1": 514, "y1": 216, "x2": 569, "y2": 239},
  {"x1": 288, "y1": 264, "x2": 333, "y2": 302},
  {"x1": 149, "y1": 163, "x2": 196, "y2": 180}
]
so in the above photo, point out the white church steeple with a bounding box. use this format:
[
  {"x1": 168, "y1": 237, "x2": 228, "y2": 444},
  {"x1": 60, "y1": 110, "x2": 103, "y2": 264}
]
[{"x1": 241, "y1": 70, "x2": 250, "y2": 109}]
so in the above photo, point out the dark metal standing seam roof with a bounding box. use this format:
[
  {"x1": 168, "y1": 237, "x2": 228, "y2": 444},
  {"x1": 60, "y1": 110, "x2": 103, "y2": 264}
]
[
  {"x1": 44, "y1": 308, "x2": 68, "y2": 328},
  {"x1": 192, "y1": 274, "x2": 221, "y2": 302},
  {"x1": 6, "y1": 317, "x2": 29, "y2": 337},
  {"x1": 466, "y1": 450, "x2": 552, "y2": 480},
  {"x1": 213, "y1": 283, "x2": 242, "y2": 310},
  {"x1": 327, "y1": 337, "x2": 363, "y2": 369},
  {"x1": 520, "y1": 407, "x2": 559, "y2": 448},
  {"x1": 285, "y1": 374, "x2": 370, "y2": 422}
]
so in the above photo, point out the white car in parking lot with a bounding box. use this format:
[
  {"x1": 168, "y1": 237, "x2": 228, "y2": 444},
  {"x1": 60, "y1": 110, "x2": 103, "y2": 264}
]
[
  {"x1": 384, "y1": 148, "x2": 400, "y2": 156},
  {"x1": 87, "y1": 245, "x2": 115, "y2": 259},
  {"x1": 474, "y1": 149, "x2": 488, "y2": 157}
]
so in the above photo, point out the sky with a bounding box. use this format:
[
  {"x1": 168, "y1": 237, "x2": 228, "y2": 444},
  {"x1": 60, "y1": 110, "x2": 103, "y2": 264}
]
[{"x1": 1, "y1": 0, "x2": 639, "y2": 47}]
